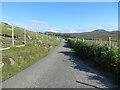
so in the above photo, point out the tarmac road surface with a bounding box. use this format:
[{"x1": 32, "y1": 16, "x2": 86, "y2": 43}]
[{"x1": 2, "y1": 40, "x2": 117, "y2": 88}]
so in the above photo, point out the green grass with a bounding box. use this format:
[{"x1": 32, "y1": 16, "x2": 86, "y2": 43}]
[
  {"x1": 71, "y1": 39, "x2": 118, "y2": 48},
  {"x1": 67, "y1": 38, "x2": 119, "y2": 85},
  {"x1": 85, "y1": 40, "x2": 118, "y2": 46},
  {"x1": 1, "y1": 22, "x2": 44, "y2": 47},
  {"x1": 0, "y1": 22, "x2": 61, "y2": 81},
  {"x1": 1, "y1": 39, "x2": 61, "y2": 81}
]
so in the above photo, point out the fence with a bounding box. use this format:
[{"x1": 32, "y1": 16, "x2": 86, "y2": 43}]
[
  {"x1": 81, "y1": 37, "x2": 118, "y2": 49},
  {"x1": 1, "y1": 24, "x2": 27, "y2": 51}
]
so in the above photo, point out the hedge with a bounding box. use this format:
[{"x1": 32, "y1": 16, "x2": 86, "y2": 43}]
[{"x1": 67, "y1": 38, "x2": 120, "y2": 85}]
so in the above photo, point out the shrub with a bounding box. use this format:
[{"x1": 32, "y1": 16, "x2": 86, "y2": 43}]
[{"x1": 67, "y1": 38, "x2": 120, "y2": 85}]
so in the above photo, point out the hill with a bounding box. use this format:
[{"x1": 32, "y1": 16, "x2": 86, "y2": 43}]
[
  {"x1": 45, "y1": 29, "x2": 119, "y2": 41},
  {"x1": 0, "y1": 22, "x2": 61, "y2": 81},
  {"x1": 0, "y1": 22, "x2": 60, "y2": 48},
  {"x1": 0, "y1": 22, "x2": 36, "y2": 47},
  {"x1": 69, "y1": 29, "x2": 118, "y2": 41}
]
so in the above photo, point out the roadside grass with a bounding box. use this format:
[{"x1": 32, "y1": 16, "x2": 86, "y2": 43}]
[
  {"x1": 0, "y1": 22, "x2": 61, "y2": 81},
  {"x1": 1, "y1": 39, "x2": 61, "y2": 81},
  {"x1": 1, "y1": 22, "x2": 41, "y2": 47},
  {"x1": 83, "y1": 40, "x2": 118, "y2": 48}
]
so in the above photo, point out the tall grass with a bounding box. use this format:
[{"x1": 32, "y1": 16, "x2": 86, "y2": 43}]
[
  {"x1": 0, "y1": 22, "x2": 61, "y2": 81},
  {"x1": 1, "y1": 39, "x2": 61, "y2": 81}
]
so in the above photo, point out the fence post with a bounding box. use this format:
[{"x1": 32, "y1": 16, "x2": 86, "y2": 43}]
[
  {"x1": 82, "y1": 38, "x2": 85, "y2": 43},
  {"x1": 36, "y1": 25, "x2": 39, "y2": 40},
  {"x1": 108, "y1": 37, "x2": 111, "y2": 49},
  {"x1": 12, "y1": 24, "x2": 14, "y2": 47},
  {"x1": 24, "y1": 28, "x2": 26, "y2": 45}
]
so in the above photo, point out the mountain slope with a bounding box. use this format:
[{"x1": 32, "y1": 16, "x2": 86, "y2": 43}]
[
  {"x1": 45, "y1": 29, "x2": 119, "y2": 41},
  {"x1": 67, "y1": 29, "x2": 118, "y2": 40}
]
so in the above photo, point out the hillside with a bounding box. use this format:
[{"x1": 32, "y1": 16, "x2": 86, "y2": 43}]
[
  {"x1": 0, "y1": 22, "x2": 60, "y2": 48},
  {"x1": 0, "y1": 22, "x2": 61, "y2": 81},
  {"x1": 45, "y1": 29, "x2": 119, "y2": 41},
  {"x1": 68, "y1": 29, "x2": 119, "y2": 41},
  {"x1": 0, "y1": 22, "x2": 36, "y2": 47}
]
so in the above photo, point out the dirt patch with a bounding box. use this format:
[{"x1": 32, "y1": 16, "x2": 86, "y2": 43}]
[{"x1": 23, "y1": 53, "x2": 30, "y2": 60}]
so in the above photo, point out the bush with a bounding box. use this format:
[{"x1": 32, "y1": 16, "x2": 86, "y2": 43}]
[{"x1": 67, "y1": 38, "x2": 120, "y2": 85}]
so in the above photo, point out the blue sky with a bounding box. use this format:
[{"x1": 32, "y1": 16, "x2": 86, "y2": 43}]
[{"x1": 2, "y1": 2, "x2": 118, "y2": 33}]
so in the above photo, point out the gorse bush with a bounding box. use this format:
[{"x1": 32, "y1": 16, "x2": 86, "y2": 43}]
[{"x1": 67, "y1": 38, "x2": 120, "y2": 85}]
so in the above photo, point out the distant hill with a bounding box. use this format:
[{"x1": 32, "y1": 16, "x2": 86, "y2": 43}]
[
  {"x1": 45, "y1": 29, "x2": 119, "y2": 41},
  {"x1": 69, "y1": 29, "x2": 118, "y2": 41}
]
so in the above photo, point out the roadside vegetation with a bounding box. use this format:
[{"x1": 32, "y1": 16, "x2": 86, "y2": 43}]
[
  {"x1": 67, "y1": 38, "x2": 119, "y2": 85},
  {"x1": 45, "y1": 31, "x2": 119, "y2": 48},
  {"x1": 2, "y1": 39, "x2": 60, "y2": 81},
  {"x1": 0, "y1": 22, "x2": 61, "y2": 81}
]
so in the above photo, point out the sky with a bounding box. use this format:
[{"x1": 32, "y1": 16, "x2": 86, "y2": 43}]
[
  {"x1": 2, "y1": 0, "x2": 120, "y2": 2},
  {"x1": 2, "y1": 2, "x2": 118, "y2": 33}
]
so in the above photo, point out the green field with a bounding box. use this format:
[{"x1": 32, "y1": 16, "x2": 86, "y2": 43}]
[
  {"x1": 69, "y1": 38, "x2": 118, "y2": 48},
  {"x1": 85, "y1": 40, "x2": 118, "y2": 48}
]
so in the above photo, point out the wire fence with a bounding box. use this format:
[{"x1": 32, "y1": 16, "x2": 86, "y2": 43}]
[{"x1": 82, "y1": 38, "x2": 119, "y2": 48}]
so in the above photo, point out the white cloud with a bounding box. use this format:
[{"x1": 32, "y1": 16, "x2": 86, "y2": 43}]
[
  {"x1": 29, "y1": 20, "x2": 47, "y2": 24},
  {"x1": 62, "y1": 27, "x2": 77, "y2": 33},
  {"x1": 47, "y1": 29, "x2": 59, "y2": 33},
  {"x1": 3, "y1": 16, "x2": 12, "y2": 19},
  {"x1": 70, "y1": 29, "x2": 77, "y2": 33}
]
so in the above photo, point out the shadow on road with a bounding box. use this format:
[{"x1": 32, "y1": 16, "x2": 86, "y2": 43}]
[
  {"x1": 62, "y1": 41, "x2": 70, "y2": 49},
  {"x1": 76, "y1": 80, "x2": 104, "y2": 90},
  {"x1": 59, "y1": 41, "x2": 116, "y2": 88}
]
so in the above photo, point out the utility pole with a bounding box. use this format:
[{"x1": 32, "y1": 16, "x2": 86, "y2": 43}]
[{"x1": 12, "y1": 24, "x2": 14, "y2": 47}]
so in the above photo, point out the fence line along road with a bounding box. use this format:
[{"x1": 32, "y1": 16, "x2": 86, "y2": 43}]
[
  {"x1": 0, "y1": 44, "x2": 26, "y2": 51},
  {"x1": 0, "y1": 47, "x2": 10, "y2": 51},
  {"x1": 15, "y1": 44, "x2": 25, "y2": 47}
]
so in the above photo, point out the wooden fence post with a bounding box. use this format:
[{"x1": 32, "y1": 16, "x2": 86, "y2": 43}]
[
  {"x1": 82, "y1": 38, "x2": 85, "y2": 43},
  {"x1": 12, "y1": 24, "x2": 14, "y2": 47},
  {"x1": 108, "y1": 37, "x2": 111, "y2": 49}
]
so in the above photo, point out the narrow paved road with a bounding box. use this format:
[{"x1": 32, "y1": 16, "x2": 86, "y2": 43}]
[{"x1": 3, "y1": 40, "x2": 117, "y2": 88}]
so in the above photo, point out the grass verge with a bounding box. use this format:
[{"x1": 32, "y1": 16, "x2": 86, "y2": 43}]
[{"x1": 1, "y1": 39, "x2": 61, "y2": 81}]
